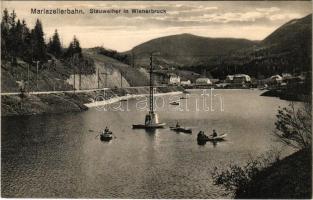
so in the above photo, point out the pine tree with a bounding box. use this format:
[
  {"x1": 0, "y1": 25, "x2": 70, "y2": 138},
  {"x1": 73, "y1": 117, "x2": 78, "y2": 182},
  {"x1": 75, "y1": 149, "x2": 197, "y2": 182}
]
[
  {"x1": 65, "y1": 35, "x2": 82, "y2": 58},
  {"x1": 48, "y1": 29, "x2": 62, "y2": 58},
  {"x1": 31, "y1": 19, "x2": 47, "y2": 61},
  {"x1": 15, "y1": 19, "x2": 24, "y2": 57},
  {"x1": 7, "y1": 10, "x2": 18, "y2": 63},
  {"x1": 47, "y1": 37, "x2": 52, "y2": 51},
  {"x1": 21, "y1": 19, "x2": 32, "y2": 62},
  {"x1": 1, "y1": 9, "x2": 10, "y2": 59},
  {"x1": 9, "y1": 9, "x2": 16, "y2": 28},
  {"x1": 64, "y1": 36, "x2": 84, "y2": 72}
]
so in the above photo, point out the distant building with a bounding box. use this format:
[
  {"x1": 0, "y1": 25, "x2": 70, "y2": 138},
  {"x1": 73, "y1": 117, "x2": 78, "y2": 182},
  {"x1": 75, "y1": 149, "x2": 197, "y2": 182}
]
[
  {"x1": 282, "y1": 73, "x2": 292, "y2": 80},
  {"x1": 210, "y1": 79, "x2": 220, "y2": 84},
  {"x1": 195, "y1": 78, "x2": 212, "y2": 85},
  {"x1": 269, "y1": 75, "x2": 283, "y2": 85},
  {"x1": 181, "y1": 80, "x2": 191, "y2": 86},
  {"x1": 225, "y1": 75, "x2": 234, "y2": 83},
  {"x1": 233, "y1": 74, "x2": 251, "y2": 83},
  {"x1": 168, "y1": 73, "x2": 180, "y2": 85},
  {"x1": 225, "y1": 74, "x2": 251, "y2": 87}
]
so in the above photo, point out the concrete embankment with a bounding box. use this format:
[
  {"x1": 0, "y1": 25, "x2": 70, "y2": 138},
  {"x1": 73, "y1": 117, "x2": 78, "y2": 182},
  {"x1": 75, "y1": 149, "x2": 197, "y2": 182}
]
[{"x1": 1, "y1": 86, "x2": 184, "y2": 117}]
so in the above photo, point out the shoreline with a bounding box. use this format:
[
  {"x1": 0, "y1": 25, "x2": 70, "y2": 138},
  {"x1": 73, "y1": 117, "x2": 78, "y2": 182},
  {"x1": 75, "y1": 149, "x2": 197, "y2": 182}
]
[
  {"x1": 1, "y1": 86, "x2": 184, "y2": 117},
  {"x1": 84, "y1": 91, "x2": 182, "y2": 108}
]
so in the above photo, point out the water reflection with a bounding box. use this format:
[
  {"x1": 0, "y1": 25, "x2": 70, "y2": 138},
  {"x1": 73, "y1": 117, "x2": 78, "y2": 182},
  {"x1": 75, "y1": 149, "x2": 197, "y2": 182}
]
[
  {"x1": 197, "y1": 140, "x2": 220, "y2": 147},
  {"x1": 144, "y1": 128, "x2": 157, "y2": 135}
]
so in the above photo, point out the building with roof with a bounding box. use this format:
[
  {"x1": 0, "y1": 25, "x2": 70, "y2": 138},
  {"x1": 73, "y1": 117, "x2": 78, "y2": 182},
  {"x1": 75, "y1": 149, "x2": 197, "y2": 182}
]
[{"x1": 195, "y1": 78, "x2": 212, "y2": 85}]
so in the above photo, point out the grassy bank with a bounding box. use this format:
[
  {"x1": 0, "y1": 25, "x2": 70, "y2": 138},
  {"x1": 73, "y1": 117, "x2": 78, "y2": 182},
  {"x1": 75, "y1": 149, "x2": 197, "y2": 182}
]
[
  {"x1": 236, "y1": 149, "x2": 312, "y2": 199},
  {"x1": 1, "y1": 86, "x2": 184, "y2": 117}
]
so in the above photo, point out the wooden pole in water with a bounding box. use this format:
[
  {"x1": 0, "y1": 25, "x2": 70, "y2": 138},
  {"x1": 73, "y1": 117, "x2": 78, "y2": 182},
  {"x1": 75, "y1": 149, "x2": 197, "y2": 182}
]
[{"x1": 149, "y1": 54, "x2": 154, "y2": 113}]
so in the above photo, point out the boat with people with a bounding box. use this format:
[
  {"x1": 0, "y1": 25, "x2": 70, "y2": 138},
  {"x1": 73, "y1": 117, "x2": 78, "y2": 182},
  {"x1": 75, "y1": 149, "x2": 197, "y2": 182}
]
[
  {"x1": 170, "y1": 127, "x2": 192, "y2": 133},
  {"x1": 170, "y1": 122, "x2": 192, "y2": 133},
  {"x1": 170, "y1": 101, "x2": 179, "y2": 105},
  {"x1": 100, "y1": 127, "x2": 113, "y2": 141},
  {"x1": 132, "y1": 53, "x2": 166, "y2": 129},
  {"x1": 207, "y1": 134, "x2": 227, "y2": 141},
  {"x1": 197, "y1": 131, "x2": 227, "y2": 142}
]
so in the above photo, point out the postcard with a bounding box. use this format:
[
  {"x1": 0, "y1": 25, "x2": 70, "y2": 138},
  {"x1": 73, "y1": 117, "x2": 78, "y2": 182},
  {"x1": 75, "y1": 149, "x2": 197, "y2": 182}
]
[{"x1": 1, "y1": 1, "x2": 312, "y2": 198}]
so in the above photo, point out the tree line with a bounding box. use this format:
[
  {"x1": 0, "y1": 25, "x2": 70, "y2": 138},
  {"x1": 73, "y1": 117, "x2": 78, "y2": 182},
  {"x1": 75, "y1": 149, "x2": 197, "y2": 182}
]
[
  {"x1": 1, "y1": 8, "x2": 95, "y2": 74},
  {"x1": 96, "y1": 47, "x2": 130, "y2": 65}
]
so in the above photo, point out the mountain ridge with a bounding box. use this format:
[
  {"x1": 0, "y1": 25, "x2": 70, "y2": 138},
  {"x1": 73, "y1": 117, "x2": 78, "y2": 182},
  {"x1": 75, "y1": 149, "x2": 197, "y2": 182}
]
[{"x1": 119, "y1": 13, "x2": 312, "y2": 78}]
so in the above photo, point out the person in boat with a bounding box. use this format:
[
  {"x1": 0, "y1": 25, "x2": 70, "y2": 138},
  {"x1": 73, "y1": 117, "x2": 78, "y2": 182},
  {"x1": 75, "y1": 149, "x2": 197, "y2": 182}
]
[
  {"x1": 176, "y1": 121, "x2": 180, "y2": 128},
  {"x1": 104, "y1": 126, "x2": 109, "y2": 133},
  {"x1": 212, "y1": 129, "x2": 218, "y2": 137},
  {"x1": 197, "y1": 131, "x2": 205, "y2": 139},
  {"x1": 145, "y1": 115, "x2": 151, "y2": 125}
]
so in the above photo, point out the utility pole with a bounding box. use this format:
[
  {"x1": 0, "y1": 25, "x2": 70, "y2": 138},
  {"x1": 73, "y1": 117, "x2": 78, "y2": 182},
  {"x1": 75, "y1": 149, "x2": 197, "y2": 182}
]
[
  {"x1": 32, "y1": 60, "x2": 40, "y2": 91},
  {"x1": 102, "y1": 66, "x2": 110, "y2": 88},
  {"x1": 71, "y1": 54, "x2": 80, "y2": 93},
  {"x1": 71, "y1": 56, "x2": 76, "y2": 93},
  {"x1": 98, "y1": 66, "x2": 112, "y2": 89},
  {"x1": 120, "y1": 71, "x2": 123, "y2": 88},
  {"x1": 27, "y1": 64, "x2": 30, "y2": 92},
  {"x1": 73, "y1": 71, "x2": 76, "y2": 93},
  {"x1": 79, "y1": 63, "x2": 82, "y2": 90},
  {"x1": 105, "y1": 71, "x2": 108, "y2": 88},
  {"x1": 97, "y1": 68, "x2": 100, "y2": 89},
  {"x1": 36, "y1": 61, "x2": 39, "y2": 90},
  {"x1": 131, "y1": 50, "x2": 135, "y2": 68}
]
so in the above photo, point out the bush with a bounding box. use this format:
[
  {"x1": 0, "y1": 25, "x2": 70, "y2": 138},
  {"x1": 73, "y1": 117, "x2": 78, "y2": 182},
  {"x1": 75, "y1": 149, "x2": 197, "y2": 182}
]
[
  {"x1": 273, "y1": 102, "x2": 312, "y2": 150},
  {"x1": 211, "y1": 101, "x2": 312, "y2": 197},
  {"x1": 211, "y1": 149, "x2": 281, "y2": 197}
]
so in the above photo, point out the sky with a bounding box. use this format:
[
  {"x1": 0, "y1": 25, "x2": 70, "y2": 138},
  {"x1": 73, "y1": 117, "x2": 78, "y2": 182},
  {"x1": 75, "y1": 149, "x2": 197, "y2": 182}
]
[{"x1": 2, "y1": 1, "x2": 312, "y2": 51}]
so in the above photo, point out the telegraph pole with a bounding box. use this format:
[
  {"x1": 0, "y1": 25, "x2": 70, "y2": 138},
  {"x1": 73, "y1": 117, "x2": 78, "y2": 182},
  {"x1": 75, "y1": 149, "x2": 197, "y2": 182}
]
[
  {"x1": 27, "y1": 64, "x2": 30, "y2": 92},
  {"x1": 97, "y1": 68, "x2": 100, "y2": 89},
  {"x1": 71, "y1": 56, "x2": 76, "y2": 93},
  {"x1": 73, "y1": 70, "x2": 76, "y2": 93},
  {"x1": 36, "y1": 61, "x2": 39, "y2": 90},
  {"x1": 105, "y1": 71, "x2": 108, "y2": 88},
  {"x1": 131, "y1": 50, "x2": 135, "y2": 68},
  {"x1": 32, "y1": 60, "x2": 40, "y2": 91},
  {"x1": 120, "y1": 71, "x2": 123, "y2": 88},
  {"x1": 79, "y1": 63, "x2": 82, "y2": 90}
]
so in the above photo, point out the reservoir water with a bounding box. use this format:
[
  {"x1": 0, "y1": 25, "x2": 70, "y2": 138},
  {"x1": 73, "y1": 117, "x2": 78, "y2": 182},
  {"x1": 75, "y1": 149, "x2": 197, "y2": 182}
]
[{"x1": 1, "y1": 89, "x2": 291, "y2": 198}]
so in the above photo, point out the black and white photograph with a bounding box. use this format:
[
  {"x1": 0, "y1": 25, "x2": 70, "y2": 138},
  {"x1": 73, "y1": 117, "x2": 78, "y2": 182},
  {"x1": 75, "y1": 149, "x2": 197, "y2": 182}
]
[{"x1": 1, "y1": 1, "x2": 312, "y2": 199}]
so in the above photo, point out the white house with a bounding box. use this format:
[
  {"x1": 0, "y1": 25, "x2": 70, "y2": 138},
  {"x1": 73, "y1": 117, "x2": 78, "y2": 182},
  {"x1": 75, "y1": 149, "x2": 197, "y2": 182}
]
[
  {"x1": 168, "y1": 74, "x2": 181, "y2": 85},
  {"x1": 180, "y1": 80, "x2": 191, "y2": 86},
  {"x1": 233, "y1": 74, "x2": 251, "y2": 83},
  {"x1": 195, "y1": 78, "x2": 212, "y2": 85},
  {"x1": 270, "y1": 75, "x2": 283, "y2": 83},
  {"x1": 226, "y1": 75, "x2": 234, "y2": 82}
]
